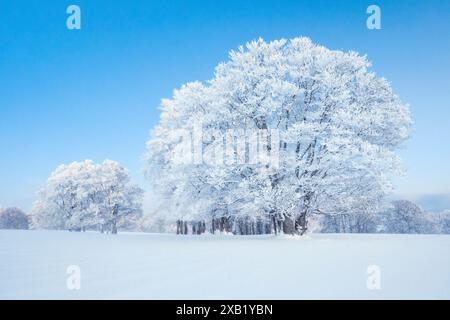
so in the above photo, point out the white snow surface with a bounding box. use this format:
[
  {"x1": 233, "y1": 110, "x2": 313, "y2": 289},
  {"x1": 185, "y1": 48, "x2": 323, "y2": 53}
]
[{"x1": 1, "y1": 230, "x2": 449, "y2": 299}]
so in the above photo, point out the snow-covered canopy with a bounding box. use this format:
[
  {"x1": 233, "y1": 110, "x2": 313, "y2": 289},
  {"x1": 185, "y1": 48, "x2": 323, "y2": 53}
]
[
  {"x1": 31, "y1": 160, "x2": 143, "y2": 232},
  {"x1": 144, "y1": 37, "x2": 411, "y2": 231}
]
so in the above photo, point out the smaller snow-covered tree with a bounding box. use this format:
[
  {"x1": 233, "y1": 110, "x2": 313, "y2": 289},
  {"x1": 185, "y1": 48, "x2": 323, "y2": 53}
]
[
  {"x1": 440, "y1": 210, "x2": 450, "y2": 234},
  {"x1": 95, "y1": 160, "x2": 144, "y2": 234},
  {"x1": 320, "y1": 212, "x2": 378, "y2": 233},
  {"x1": 428, "y1": 210, "x2": 450, "y2": 234},
  {"x1": 30, "y1": 197, "x2": 65, "y2": 230},
  {"x1": 31, "y1": 160, "x2": 143, "y2": 233},
  {"x1": 0, "y1": 207, "x2": 29, "y2": 230},
  {"x1": 380, "y1": 200, "x2": 433, "y2": 234}
]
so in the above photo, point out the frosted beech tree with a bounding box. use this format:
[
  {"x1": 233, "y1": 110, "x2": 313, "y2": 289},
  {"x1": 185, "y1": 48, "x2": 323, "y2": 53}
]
[
  {"x1": 0, "y1": 207, "x2": 29, "y2": 230},
  {"x1": 31, "y1": 160, "x2": 143, "y2": 233},
  {"x1": 319, "y1": 211, "x2": 379, "y2": 234},
  {"x1": 95, "y1": 160, "x2": 144, "y2": 233},
  {"x1": 380, "y1": 200, "x2": 434, "y2": 234},
  {"x1": 437, "y1": 210, "x2": 450, "y2": 234},
  {"x1": 144, "y1": 37, "x2": 411, "y2": 235}
]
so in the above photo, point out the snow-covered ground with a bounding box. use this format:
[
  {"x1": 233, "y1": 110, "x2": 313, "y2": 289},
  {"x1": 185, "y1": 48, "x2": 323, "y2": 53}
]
[{"x1": 0, "y1": 230, "x2": 449, "y2": 299}]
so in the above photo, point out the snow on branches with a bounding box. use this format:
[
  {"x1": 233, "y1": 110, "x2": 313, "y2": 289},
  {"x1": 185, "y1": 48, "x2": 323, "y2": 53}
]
[
  {"x1": 31, "y1": 160, "x2": 143, "y2": 233},
  {"x1": 0, "y1": 207, "x2": 29, "y2": 230},
  {"x1": 144, "y1": 37, "x2": 412, "y2": 235}
]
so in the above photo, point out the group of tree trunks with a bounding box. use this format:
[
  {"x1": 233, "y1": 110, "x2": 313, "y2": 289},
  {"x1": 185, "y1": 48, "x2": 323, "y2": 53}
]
[
  {"x1": 176, "y1": 214, "x2": 308, "y2": 235},
  {"x1": 176, "y1": 220, "x2": 206, "y2": 235}
]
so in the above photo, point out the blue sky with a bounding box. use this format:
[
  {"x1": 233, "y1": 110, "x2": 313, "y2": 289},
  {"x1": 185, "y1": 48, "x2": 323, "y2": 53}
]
[{"x1": 0, "y1": 0, "x2": 449, "y2": 212}]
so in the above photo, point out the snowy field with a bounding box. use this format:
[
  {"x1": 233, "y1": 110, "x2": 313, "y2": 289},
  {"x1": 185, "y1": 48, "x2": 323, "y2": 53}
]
[{"x1": 0, "y1": 230, "x2": 449, "y2": 299}]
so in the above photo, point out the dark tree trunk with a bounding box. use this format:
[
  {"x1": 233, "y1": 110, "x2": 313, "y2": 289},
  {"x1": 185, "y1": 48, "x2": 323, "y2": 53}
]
[
  {"x1": 111, "y1": 221, "x2": 117, "y2": 234},
  {"x1": 265, "y1": 222, "x2": 271, "y2": 234},
  {"x1": 272, "y1": 215, "x2": 278, "y2": 235},
  {"x1": 256, "y1": 219, "x2": 262, "y2": 235},
  {"x1": 176, "y1": 220, "x2": 181, "y2": 234},
  {"x1": 282, "y1": 216, "x2": 295, "y2": 235},
  {"x1": 295, "y1": 212, "x2": 308, "y2": 235},
  {"x1": 111, "y1": 204, "x2": 119, "y2": 234}
]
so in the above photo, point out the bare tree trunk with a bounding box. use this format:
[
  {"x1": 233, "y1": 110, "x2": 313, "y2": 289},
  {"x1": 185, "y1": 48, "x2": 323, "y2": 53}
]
[
  {"x1": 111, "y1": 204, "x2": 118, "y2": 234},
  {"x1": 295, "y1": 212, "x2": 307, "y2": 235},
  {"x1": 272, "y1": 215, "x2": 278, "y2": 235},
  {"x1": 283, "y1": 216, "x2": 295, "y2": 235},
  {"x1": 176, "y1": 220, "x2": 181, "y2": 234},
  {"x1": 111, "y1": 220, "x2": 117, "y2": 234}
]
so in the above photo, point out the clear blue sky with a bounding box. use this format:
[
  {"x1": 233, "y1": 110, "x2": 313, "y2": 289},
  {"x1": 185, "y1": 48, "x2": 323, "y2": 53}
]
[{"x1": 1, "y1": 0, "x2": 449, "y2": 212}]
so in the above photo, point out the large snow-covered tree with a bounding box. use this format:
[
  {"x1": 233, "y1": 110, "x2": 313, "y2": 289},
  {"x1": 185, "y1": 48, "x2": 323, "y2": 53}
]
[
  {"x1": 145, "y1": 37, "x2": 411, "y2": 235},
  {"x1": 0, "y1": 207, "x2": 29, "y2": 230},
  {"x1": 31, "y1": 160, "x2": 143, "y2": 234}
]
